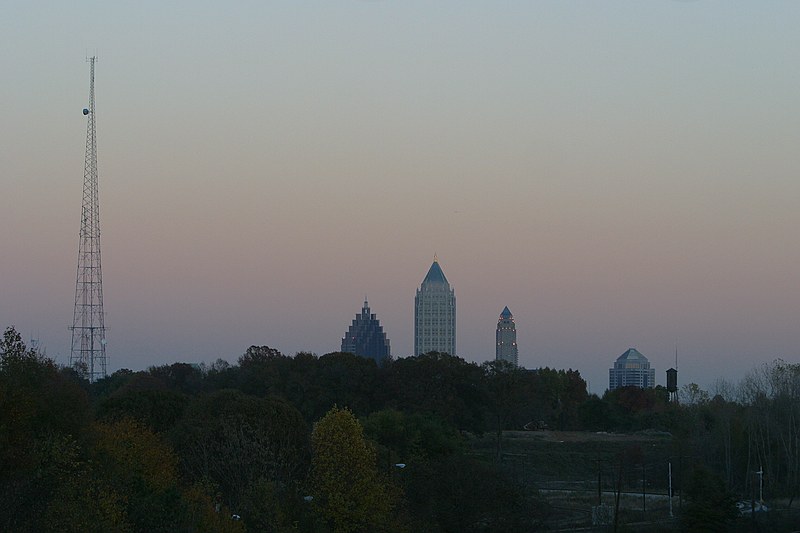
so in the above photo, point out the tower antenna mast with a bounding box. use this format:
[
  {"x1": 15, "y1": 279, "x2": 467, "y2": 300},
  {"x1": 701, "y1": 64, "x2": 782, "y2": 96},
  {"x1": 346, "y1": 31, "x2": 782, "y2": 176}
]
[{"x1": 69, "y1": 56, "x2": 107, "y2": 382}]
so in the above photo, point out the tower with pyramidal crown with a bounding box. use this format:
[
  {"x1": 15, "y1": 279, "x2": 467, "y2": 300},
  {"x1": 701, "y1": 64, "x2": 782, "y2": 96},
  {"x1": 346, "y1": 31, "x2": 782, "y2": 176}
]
[
  {"x1": 414, "y1": 256, "x2": 456, "y2": 356},
  {"x1": 495, "y1": 306, "x2": 518, "y2": 367}
]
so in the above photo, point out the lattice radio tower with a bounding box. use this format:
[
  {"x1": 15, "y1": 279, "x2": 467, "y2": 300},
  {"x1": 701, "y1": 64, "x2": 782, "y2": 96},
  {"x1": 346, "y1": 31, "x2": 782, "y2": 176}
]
[{"x1": 69, "y1": 56, "x2": 107, "y2": 382}]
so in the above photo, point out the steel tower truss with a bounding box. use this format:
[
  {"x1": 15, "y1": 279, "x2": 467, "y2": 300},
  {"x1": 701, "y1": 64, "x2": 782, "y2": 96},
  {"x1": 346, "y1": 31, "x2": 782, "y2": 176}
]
[{"x1": 70, "y1": 56, "x2": 107, "y2": 381}]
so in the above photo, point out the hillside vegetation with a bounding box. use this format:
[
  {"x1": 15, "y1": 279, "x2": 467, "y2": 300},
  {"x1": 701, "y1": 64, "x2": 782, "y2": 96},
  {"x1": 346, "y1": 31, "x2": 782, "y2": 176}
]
[{"x1": 2, "y1": 326, "x2": 799, "y2": 531}]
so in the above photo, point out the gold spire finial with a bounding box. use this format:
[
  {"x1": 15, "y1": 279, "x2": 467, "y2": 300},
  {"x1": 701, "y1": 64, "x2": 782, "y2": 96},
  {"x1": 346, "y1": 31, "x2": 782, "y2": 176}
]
[{"x1": 433, "y1": 253, "x2": 438, "y2": 263}]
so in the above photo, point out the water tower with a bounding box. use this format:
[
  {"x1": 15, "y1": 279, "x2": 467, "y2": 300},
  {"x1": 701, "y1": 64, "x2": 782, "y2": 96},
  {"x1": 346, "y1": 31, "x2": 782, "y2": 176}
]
[{"x1": 666, "y1": 368, "x2": 678, "y2": 403}]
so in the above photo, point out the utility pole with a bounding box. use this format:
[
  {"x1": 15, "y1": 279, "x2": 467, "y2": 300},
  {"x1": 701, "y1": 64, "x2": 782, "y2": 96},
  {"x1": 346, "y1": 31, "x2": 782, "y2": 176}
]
[
  {"x1": 668, "y1": 461, "x2": 674, "y2": 519},
  {"x1": 678, "y1": 452, "x2": 683, "y2": 510},
  {"x1": 757, "y1": 466, "x2": 763, "y2": 504},
  {"x1": 69, "y1": 56, "x2": 108, "y2": 382},
  {"x1": 597, "y1": 457, "x2": 602, "y2": 505},
  {"x1": 642, "y1": 461, "x2": 646, "y2": 513}
]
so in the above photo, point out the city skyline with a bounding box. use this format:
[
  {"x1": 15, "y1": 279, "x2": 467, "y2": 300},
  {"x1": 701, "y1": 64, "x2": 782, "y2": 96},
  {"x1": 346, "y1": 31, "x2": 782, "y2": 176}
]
[{"x1": 2, "y1": 2, "x2": 800, "y2": 395}]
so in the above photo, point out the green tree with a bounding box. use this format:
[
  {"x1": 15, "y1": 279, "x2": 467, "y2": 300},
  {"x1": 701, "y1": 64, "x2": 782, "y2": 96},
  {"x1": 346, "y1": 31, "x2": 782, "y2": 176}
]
[
  {"x1": 578, "y1": 394, "x2": 613, "y2": 430},
  {"x1": 170, "y1": 389, "x2": 310, "y2": 526},
  {"x1": 0, "y1": 326, "x2": 92, "y2": 532},
  {"x1": 310, "y1": 352, "x2": 381, "y2": 419},
  {"x1": 380, "y1": 352, "x2": 486, "y2": 433},
  {"x1": 42, "y1": 452, "x2": 131, "y2": 533},
  {"x1": 236, "y1": 345, "x2": 289, "y2": 396},
  {"x1": 309, "y1": 406, "x2": 400, "y2": 533},
  {"x1": 362, "y1": 408, "x2": 464, "y2": 475},
  {"x1": 481, "y1": 360, "x2": 530, "y2": 459},
  {"x1": 92, "y1": 418, "x2": 184, "y2": 532},
  {"x1": 95, "y1": 377, "x2": 188, "y2": 434},
  {"x1": 681, "y1": 383, "x2": 710, "y2": 406},
  {"x1": 601, "y1": 385, "x2": 670, "y2": 431},
  {"x1": 524, "y1": 367, "x2": 589, "y2": 430},
  {"x1": 681, "y1": 465, "x2": 737, "y2": 532},
  {"x1": 147, "y1": 362, "x2": 206, "y2": 395}
]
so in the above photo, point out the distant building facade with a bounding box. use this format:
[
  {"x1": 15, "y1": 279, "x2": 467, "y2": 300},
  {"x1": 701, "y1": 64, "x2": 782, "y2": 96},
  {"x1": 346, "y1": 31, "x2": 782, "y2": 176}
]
[
  {"x1": 414, "y1": 257, "x2": 456, "y2": 356},
  {"x1": 609, "y1": 348, "x2": 656, "y2": 390},
  {"x1": 495, "y1": 306, "x2": 518, "y2": 367},
  {"x1": 341, "y1": 299, "x2": 390, "y2": 363}
]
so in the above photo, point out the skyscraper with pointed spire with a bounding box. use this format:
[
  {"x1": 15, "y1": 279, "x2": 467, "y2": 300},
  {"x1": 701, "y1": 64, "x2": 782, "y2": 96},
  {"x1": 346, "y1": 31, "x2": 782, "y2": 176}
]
[
  {"x1": 495, "y1": 306, "x2": 518, "y2": 367},
  {"x1": 414, "y1": 256, "x2": 456, "y2": 356},
  {"x1": 341, "y1": 299, "x2": 391, "y2": 363}
]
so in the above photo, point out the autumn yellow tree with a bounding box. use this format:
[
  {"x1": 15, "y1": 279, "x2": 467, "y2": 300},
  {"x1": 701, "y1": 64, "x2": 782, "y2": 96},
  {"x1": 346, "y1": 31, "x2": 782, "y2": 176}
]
[
  {"x1": 309, "y1": 406, "x2": 401, "y2": 533},
  {"x1": 91, "y1": 417, "x2": 247, "y2": 532}
]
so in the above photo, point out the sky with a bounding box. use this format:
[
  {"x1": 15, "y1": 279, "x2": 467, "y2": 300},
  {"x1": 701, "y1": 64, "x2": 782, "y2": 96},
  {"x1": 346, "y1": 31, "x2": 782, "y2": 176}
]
[{"x1": 2, "y1": 1, "x2": 799, "y2": 395}]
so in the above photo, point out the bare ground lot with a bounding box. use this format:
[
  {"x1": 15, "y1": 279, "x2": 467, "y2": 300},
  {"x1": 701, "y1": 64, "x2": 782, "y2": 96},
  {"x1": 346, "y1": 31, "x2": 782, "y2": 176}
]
[
  {"x1": 501, "y1": 429, "x2": 672, "y2": 443},
  {"x1": 465, "y1": 431, "x2": 800, "y2": 531}
]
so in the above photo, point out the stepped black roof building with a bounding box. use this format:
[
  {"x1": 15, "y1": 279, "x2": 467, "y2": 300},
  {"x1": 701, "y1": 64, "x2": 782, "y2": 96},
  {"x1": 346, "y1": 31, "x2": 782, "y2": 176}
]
[
  {"x1": 341, "y1": 299, "x2": 391, "y2": 363},
  {"x1": 414, "y1": 256, "x2": 456, "y2": 356}
]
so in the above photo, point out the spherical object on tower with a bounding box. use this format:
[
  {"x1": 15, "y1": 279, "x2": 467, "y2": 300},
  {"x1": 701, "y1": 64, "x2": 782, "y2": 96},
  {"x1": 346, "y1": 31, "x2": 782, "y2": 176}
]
[{"x1": 83, "y1": 108, "x2": 89, "y2": 115}]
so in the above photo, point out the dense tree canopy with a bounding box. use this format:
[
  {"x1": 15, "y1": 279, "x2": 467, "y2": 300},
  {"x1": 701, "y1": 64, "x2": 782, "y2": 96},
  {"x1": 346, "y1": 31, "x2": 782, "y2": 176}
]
[
  {"x1": 170, "y1": 389, "x2": 310, "y2": 515},
  {"x1": 5, "y1": 324, "x2": 800, "y2": 530}
]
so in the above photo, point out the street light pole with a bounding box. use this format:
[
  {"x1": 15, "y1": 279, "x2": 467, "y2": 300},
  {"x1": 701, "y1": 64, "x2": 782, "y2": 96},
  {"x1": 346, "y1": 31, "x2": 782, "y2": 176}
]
[{"x1": 757, "y1": 467, "x2": 763, "y2": 504}]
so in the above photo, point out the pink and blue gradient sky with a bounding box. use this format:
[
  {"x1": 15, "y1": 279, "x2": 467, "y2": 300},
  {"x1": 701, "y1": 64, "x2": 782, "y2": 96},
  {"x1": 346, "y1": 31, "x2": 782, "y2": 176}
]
[{"x1": 2, "y1": 1, "x2": 799, "y2": 394}]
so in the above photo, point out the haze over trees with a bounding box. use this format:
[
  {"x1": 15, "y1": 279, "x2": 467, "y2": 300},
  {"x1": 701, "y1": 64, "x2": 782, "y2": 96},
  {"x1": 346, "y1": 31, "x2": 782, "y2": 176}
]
[{"x1": 2, "y1": 324, "x2": 799, "y2": 531}]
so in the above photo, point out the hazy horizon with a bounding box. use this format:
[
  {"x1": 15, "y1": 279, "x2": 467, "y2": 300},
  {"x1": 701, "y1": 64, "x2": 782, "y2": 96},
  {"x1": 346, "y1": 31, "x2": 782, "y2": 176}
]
[{"x1": 3, "y1": 1, "x2": 799, "y2": 395}]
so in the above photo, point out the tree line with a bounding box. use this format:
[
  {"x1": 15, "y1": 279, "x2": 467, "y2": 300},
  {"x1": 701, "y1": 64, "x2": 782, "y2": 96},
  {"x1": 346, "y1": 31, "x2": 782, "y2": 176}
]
[{"x1": 2, "y1": 325, "x2": 799, "y2": 531}]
